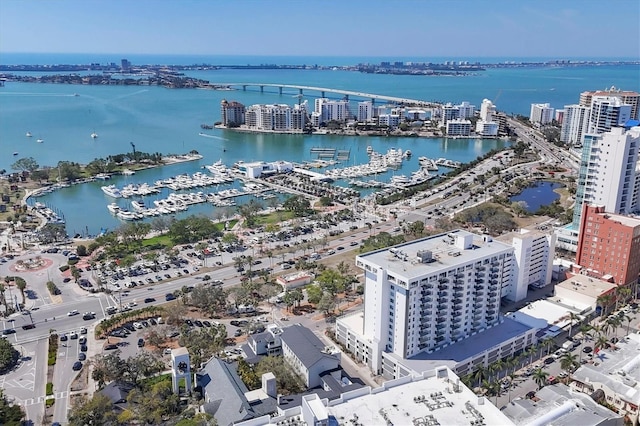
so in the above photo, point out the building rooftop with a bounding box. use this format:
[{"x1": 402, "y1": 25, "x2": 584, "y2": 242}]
[
  {"x1": 357, "y1": 230, "x2": 512, "y2": 281},
  {"x1": 593, "y1": 210, "x2": 640, "y2": 228},
  {"x1": 384, "y1": 317, "x2": 533, "y2": 373},
  {"x1": 280, "y1": 324, "x2": 339, "y2": 370},
  {"x1": 572, "y1": 333, "x2": 640, "y2": 406},
  {"x1": 502, "y1": 383, "x2": 622, "y2": 426},
  {"x1": 507, "y1": 299, "x2": 583, "y2": 332},
  {"x1": 556, "y1": 275, "x2": 618, "y2": 300},
  {"x1": 327, "y1": 367, "x2": 512, "y2": 426}
]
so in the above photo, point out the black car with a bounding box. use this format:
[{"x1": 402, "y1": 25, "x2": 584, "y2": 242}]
[
  {"x1": 144, "y1": 297, "x2": 156, "y2": 303},
  {"x1": 194, "y1": 320, "x2": 203, "y2": 327},
  {"x1": 183, "y1": 269, "x2": 190, "y2": 274},
  {"x1": 22, "y1": 324, "x2": 36, "y2": 330},
  {"x1": 80, "y1": 345, "x2": 88, "y2": 352},
  {"x1": 2, "y1": 329, "x2": 16, "y2": 335},
  {"x1": 202, "y1": 320, "x2": 212, "y2": 327},
  {"x1": 137, "y1": 338, "x2": 144, "y2": 348},
  {"x1": 105, "y1": 344, "x2": 118, "y2": 350},
  {"x1": 60, "y1": 334, "x2": 68, "y2": 341},
  {"x1": 544, "y1": 357, "x2": 555, "y2": 365},
  {"x1": 78, "y1": 353, "x2": 86, "y2": 361},
  {"x1": 72, "y1": 361, "x2": 83, "y2": 371},
  {"x1": 149, "y1": 318, "x2": 157, "y2": 326},
  {"x1": 79, "y1": 337, "x2": 87, "y2": 344},
  {"x1": 583, "y1": 346, "x2": 593, "y2": 353},
  {"x1": 165, "y1": 293, "x2": 176, "y2": 301}
]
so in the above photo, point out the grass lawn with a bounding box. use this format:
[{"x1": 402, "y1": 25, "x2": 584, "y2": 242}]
[
  {"x1": 214, "y1": 219, "x2": 238, "y2": 231},
  {"x1": 253, "y1": 210, "x2": 297, "y2": 226},
  {"x1": 142, "y1": 234, "x2": 173, "y2": 247}
]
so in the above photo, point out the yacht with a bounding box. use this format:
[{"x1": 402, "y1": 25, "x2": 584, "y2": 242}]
[
  {"x1": 122, "y1": 169, "x2": 135, "y2": 176},
  {"x1": 116, "y1": 209, "x2": 139, "y2": 221},
  {"x1": 131, "y1": 200, "x2": 146, "y2": 211},
  {"x1": 26, "y1": 132, "x2": 32, "y2": 137},
  {"x1": 107, "y1": 203, "x2": 121, "y2": 214},
  {"x1": 418, "y1": 156, "x2": 439, "y2": 171},
  {"x1": 101, "y1": 185, "x2": 122, "y2": 198},
  {"x1": 95, "y1": 173, "x2": 110, "y2": 180}
]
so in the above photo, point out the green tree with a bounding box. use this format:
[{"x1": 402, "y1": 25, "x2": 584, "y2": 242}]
[
  {"x1": 282, "y1": 195, "x2": 311, "y2": 217},
  {"x1": 316, "y1": 269, "x2": 346, "y2": 296},
  {"x1": 178, "y1": 323, "x2": 227, "y2": 368},
  {"x1": 560, "y1": 353, "x2": 578, "y2": 372},
  {"x1": 306, "y1": 284, "x2": 323, "y2": 305},
  {"x1": 0, "y1": 389, "x2": 24, "y2": 426},
  {"x1": 76, "y1": 244, "x2": 87, "y2": 257},
  {"x1": 0, "y1": 339, "x2": 20, "y2": 372},
  {"x1": 237, "y1": 199, "x2": 263, "y2": 228},
  {"x1": 11, "y1": 157, "x2": 39, "y2": 173},
  {"x1": 532, "y1": 368, "x2": 549, "y2": 390},
  {"x1": 255, "y1": 356, "x2": 305, "y2": 394},
  {"x1": 13, "y1": 277, "x2": 26, "y2": 305},
  {"x1": 68, "y1": 393, "x2": 117, "y2": 426},
  {"x1": 317, "y1": 293, "x2": 335, "y2": 315}
]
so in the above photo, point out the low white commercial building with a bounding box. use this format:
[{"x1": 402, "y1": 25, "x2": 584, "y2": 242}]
[
  {"x1": 571, "y1": 333, "x2": 640, "y2": 424},
  {"x1": 237, "y1": 366, "x2": 514, "y2": 426},
  {"x1": 502, "y1": 383, "x2": 623, "y2": 426},
  {"x1": 554, "y1": 275, "x2": 617, "y2": 315},
  {"x1": 445, "y1": 118, "x2": 471, "y2": 136},
  {"x1": 235, "y1": 161, "x2": 293, "y2": 178}
]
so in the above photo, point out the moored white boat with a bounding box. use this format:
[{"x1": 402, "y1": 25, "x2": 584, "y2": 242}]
[
  {"x1": 101, "y1": 185, "x2": 122, "y2": 198},
  {"x1": 107, "y1": 203, "x2": 120, "y2": 214}
]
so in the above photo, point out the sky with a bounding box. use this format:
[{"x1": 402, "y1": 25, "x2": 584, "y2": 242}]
[{"x1": 1, "y1": 0, "x2": 639, "y2": 59}]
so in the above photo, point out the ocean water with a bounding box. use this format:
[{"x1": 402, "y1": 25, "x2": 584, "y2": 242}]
[{"x1": 0, "y1": 54, "x2": 638, "y2": 234}]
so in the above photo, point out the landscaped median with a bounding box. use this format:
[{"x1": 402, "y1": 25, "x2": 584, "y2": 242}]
[{"x1": 94, "y1": 306, "x2": 164, "y2": 339}]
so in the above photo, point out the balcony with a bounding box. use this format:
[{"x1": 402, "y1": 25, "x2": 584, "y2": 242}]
[
  {"x1": 474, "y1": 285, "x2": 484, "y2": 291},
  {"x1": 455, "y1": 273, "x2": 465, "y2": 279},
  {"x1": 453, "y1": 298, "x2": 463, "y2": 305},
  {"x1": 490, "y1": 273, "x2": 499, "y2": 279},
  {"x1": 487, "y1": 309, "x2": 496, "y2": 315},
  {"x1": 490, "y1": 267, "x2": 499, "y2": 273},
  {"x1": 436, "y1": 329, "x2": 446, "y2": 336},
  {"x1": 453, "y1": 285, "x2": 464, "y2": 291},
  {"x1": 437, "y1": 304, "x2": 448, "y2": 311},
  {"x1": 421, "y1": 290, "x2": 433, "y2": 296},
  {"x1": 436, "y1": 317, "x2": 447, "y2": 324},
  {"x1": 436, "y1": 324, "x2": 447, "y2": 331},
  {"x1": 421, "y1": 297, "x2": 432, "y2": 303},
  {"x1": 488, "y1": 292, "x2": 497, "y2": 298},
  {"x1": 438, "y1": 284, "x2": 448, "y2": 291},
  {"x1": 454, "y1": 292, "x2": 464, "y2": 298},
  {"x1": 437, "y1": 298, "x2": 447, "y2": 304}
]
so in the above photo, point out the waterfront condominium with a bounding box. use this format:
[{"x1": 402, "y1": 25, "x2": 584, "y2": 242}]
[
  {"x1": 314, "y1": 98, "x2": 350, "y2": 123},
  {"x1": 572, "y1": 125, "x2": 640, "y2": 228},
  {"x1": 357, "y1": 101, "x2": 375, "y2": 122},
  {"x1": 529, "y1": 103, "x2": 555, "y2": 126},
  {"x1": 336, "y1": 230, "x2": 537, "y2": 380},
  {"x1": 560, "y1": 104, "x2": 590, "y2": 145},
  {"x1": 580, "y1": 87, "x2": 640, "y2": 120},
  {"x1": 587, "y1": 96, "x2": 632, "y2": 135},
  {"x1": 575, "y1": 204, "x2": 640, "y2": 286},
  {"x1": 475, "y1": 98, "x2": 499, "y2": 136},
  {"x1": 220, "y1": 100, "x2": 246, "y2": 127},
  {"x1": 244, "y1": 102, "x2": 308, "y2": 132}
]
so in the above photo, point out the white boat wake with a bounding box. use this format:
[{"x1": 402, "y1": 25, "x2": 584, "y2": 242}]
[{"x1": 198, "y1": 133, "x2": 229, "y2": 141}]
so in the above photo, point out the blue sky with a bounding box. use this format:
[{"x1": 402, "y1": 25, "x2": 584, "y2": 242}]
[{"x1": 1, "y1": 0, "x2": 639, "y2": 58}]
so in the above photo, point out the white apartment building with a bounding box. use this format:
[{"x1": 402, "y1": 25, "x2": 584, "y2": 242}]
[
  {"x1": 498, "y1": 228, "x2": 556, "y2": 302},
  {"x1": 572, "y1": 126, "x2": 640, "y2": 227},
  {"x1": 336, "y1": 230, "x2": 530, "y2": 378},
  {"x1": 479, "y1": 98, "x2": 496, "y2": 122},
  {"x1": 457, "y1": 101, "x2": 475, "y2": 119},
  {"x1": 580, "y1": 87, "x2": 640, "y2": 120},
  {"x1": 530, "y1": 103, "x2": 555, "y2": 125},
  {"x1": 357, "y1": 101, "x2": 374, "y2": 122},
  {"x1": 445, "y1": 118, "x2": 471, "y2": 136},
  {"x1": 315, "y1": 98, "x2": 350, "y2": 123},
  {"x1": 220, "y1": 100, "x2": 246, "y2": 126},
  {"x1": 244, "y1": 103, "x2": 307, "y2": 132},
  {"x1": 378, "y1": 114, "x2": 400, "y2": 127},
  {"x1": 439, "y1": 103, "x2": 459, "y2": 126},
  {"x1": 588, "y1": 96, "x2": 632, "y2": 135},
  {"x1": 560, "y1": 104, "x2": 591, "y2": 145},
  {"x1": 475, "y1": 120, "x2": 499, "y2": 137}
]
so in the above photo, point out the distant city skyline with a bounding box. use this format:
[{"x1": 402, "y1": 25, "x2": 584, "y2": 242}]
[{"x1": 0, "y1": 0, "x2": 639, "y2": 58}]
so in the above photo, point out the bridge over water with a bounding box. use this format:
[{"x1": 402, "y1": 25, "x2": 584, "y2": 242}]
[{"x1": 212, "y1": 83, "x2": 439, "y2": 107}]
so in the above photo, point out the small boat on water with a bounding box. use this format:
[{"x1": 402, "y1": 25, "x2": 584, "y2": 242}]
[
  {"x1": 36, "y1": 138, "x2": 44, "y2": 143},
  {"x1": 101, "y1": 185, "x2": 122, "y2": 198},
  {"x1": 418, "y1": 156, "x2": 439, "y2": 171},
  {"x1": 122, "y1": 169, "x2": 135, "y2": 176},
  {"x1": 91, "y1": 132, "x2": 98, "y2": 139},
  {"x1": 26, "y1": 132, "x2": 32, "y2": 137},
  {"x1": 107, "y1": 203, "x2": 120, "y2": 214}
]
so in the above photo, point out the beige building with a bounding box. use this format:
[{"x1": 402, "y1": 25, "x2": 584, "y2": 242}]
[{"x1": 554, "y1": 274, "x2": 617, "y2": 315}]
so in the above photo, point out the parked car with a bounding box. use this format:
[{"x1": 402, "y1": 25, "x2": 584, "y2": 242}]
[
  {"x1": 137, "y1": 338, "x2": 144, "y2": 348},
  {"x1": 72, "y1": 361, "x2": 83, "y2": 371},
  {"x1": 78, "y1": 353, "x2": 86, "y2": 361}
]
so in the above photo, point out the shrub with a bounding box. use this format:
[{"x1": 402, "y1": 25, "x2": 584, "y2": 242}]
[
  {"x1": 59, "y1": 265, "x2": 70, "y2": 272},
  {"x1": 47, "y1": 281, "x2": 61, "y2": 296},
  {"x1": 45, "y1": 398, "x2": 55, "y2": 407},
  {"x1": 46, "y1": 382, "x2": 53, "y2": 396},
  {"x1": 68, "y1": 259, "x2": 79, "y2": 266}
]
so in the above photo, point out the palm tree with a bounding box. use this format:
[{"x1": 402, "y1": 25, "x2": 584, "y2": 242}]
[
  {"x1": 560, "y1": 353, "x2": 578, "y2": 372},
  {"x1": 473, "y1": 366, "x2": 488, "y2": 387},
  {"x1": 490, "y1": 359, "x2": 504, "y2": 381},
  {"x1": 532, "y1": 368, "x2": 549, "y2": 390},
  {"x1": 578, "y1": 324, "x2": 592, "y2": 342},
  {"x1": 615, "y1": 286, "x2": 632, "y2": 312},
  {"x1": 607, "y1": 316, "x2": 621, "y2": 339},
  {"x1": 624, "y1": 314, "x2": 634, "y2": 336},
  {"x1": 14, "y1": 277, "x2": 26, "y2": 305},
  {"x1": 542, "y1": 337, "x2": 554, "y2": 356},
  {"x1": 595, "y1": 334, "x2": 609, "y2": 354},
  {"x1": 526, "y1": 346, "x2": 537, "y2": 365},
  {"x1": 567, "y1": 312, "x2": 581, "y2": 337},
  {"x1": 598, "y1": 294, "x2": 613, "y2": 317},
  {"x1": 0, "y1": 282, "x2": 7, "y2": 308}
]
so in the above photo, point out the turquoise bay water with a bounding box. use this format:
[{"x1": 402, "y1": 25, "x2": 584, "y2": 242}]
[{"x1": 0, "y1": 55, "x2": 638, "y2": 234}]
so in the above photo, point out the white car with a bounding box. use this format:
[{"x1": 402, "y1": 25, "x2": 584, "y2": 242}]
[
  {"x1": 67, "y1": 310, "x2": 79, "y2": 316},
  {"x1": 133, "y1": 322, "x2": 143, "y2": 330}
]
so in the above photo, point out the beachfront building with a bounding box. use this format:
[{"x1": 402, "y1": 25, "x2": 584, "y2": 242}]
[
  {"x1": 573, "y1": 126, "x2": 640, "y2": 228},
  {"x1": 475, "y1": 98, "x2": 499, "y2": 136},
  {"x1": 445, "y1": 118, "x2": 471, "y2": 136},
  {"x1": 575, "y1": 205, "x2": 640, "y2": 286},
  {"x1": 497, "y1": 227, "x2": 556, "y2": 302},
  {"x1": 571, "y1": 333, "x2": 640, "y2": 425},
  {"x1": 587, "y1": 96, "x2": 633, "y2": 135},
  {"x1": 560, "y1": 104, "x2": 591, "y2": 145},
  {"x1": 580, "y1": 87, "x2": 640, "y2": 120},
  {"x1": 378, "y1": 113, "x2": 400, "y2": 127},
  {"x1": 357, "y1": 101, "x2": 374, "y2": 122},
  {"x1": 439, "y1": 103, "x2": 459, "y2": 127},
  {"x1": 530, "y1": 103, "x2": 555, "y2": 125},
  {"x1": 502, "y1": 383, "x2": 623, "y2": 426},
  {"x1": 220, "y1": 99, "x2": 246, "y2": 127},
  {"x1": 457, "y1": 101, "x2": 475, "y2": 119},
  {"x1": 315, "y1": 98, "x2": 350, "y2": 123},
  {"x1": 237, "y1": 366, "x2": 514, "y2": 426},
  {"x1": 244, "y1": 103, "x2": 308, "y2": 132},
  {"x1": 336, "y1": 230, "x2": 538, "y2": 379}
]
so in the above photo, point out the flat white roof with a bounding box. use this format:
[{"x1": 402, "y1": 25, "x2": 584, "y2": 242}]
[
  {"x1": 358, "y1": 230, "x2": 512, "y2": 280},
  {"x1": 556, "y1": 275, "x2": 617, "y2": 299},
  {"x1": 327, "y1": 368, "x2": 513, "y2": 426},
  {"x1": 509, "y1": 299, "x2": 583, "y2": 330}
]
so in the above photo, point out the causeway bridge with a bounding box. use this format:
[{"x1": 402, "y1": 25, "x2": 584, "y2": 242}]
[{"x1": 212, "y1": 83, "x2": 439, "y2": 107}]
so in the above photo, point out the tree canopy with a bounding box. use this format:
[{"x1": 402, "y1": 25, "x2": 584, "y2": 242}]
[
  {"x1": 282, "y1": 195, "x2": 312, "y2": 217},
  {"x1": 0, "y1": 339, "x2": 19, "y2": 372},
  {"x1": 0, "y1": 389, "x2": 24, "y2": 426}
]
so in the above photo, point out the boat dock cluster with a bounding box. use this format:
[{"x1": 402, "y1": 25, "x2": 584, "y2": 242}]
[
  {"x1": 324, "y1": 147, "x2": 410, "y2": 179},
  {"x1": 32, "y1": 202, "x2": 65, "y2": 225}
]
